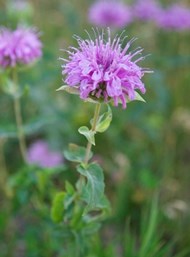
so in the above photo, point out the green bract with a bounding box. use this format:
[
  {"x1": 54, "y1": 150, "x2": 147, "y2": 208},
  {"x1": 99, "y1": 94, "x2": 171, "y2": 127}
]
[{"x1": 57, "y1": 85, "x2": 146, "y2": 106}]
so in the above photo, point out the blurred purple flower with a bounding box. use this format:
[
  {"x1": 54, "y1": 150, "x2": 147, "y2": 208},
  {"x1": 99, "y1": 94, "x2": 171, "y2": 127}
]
[
  {"x1": 61, "y1": 29, "x2": 149, "y2": 109},
  {"x1": 157, "y1": 4, "x2": 190, "y2": 31},
  {"x1": 133, "y1": 0, "x2": 162, "y2": 21},
  {"x1": 8, "y1": 0, "x2": 31, "y2": 11},
  {"x1": 27, "y1": 140, "x2": 63, "y2": 168},
  {"x1": 88, "y1": 1, "x2": 132, "y2": 28},
  {"x1": 0, "y1": 26, "x2": 42, "y2": 68}
]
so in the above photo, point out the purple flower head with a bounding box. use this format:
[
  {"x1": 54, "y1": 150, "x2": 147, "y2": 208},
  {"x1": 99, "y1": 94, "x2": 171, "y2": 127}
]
[
  {"x1": 0, "y1": 26, "x2": 42, "y2": 69},
  {"x1": 157, "y1": 4, "x2": 190, "y2": 31},
  {"x1": 88, "y1": 1, "x2": 132, "y2": 28},
  {"x1": 61, "y1": 29, "x2": 150, "y2": 109},
  {"x1": 27, "y1": 140, "x2": 63, "y2": 168},
  {"x1": 133, "y1": 0, "x2": 162, "y2": 21}
]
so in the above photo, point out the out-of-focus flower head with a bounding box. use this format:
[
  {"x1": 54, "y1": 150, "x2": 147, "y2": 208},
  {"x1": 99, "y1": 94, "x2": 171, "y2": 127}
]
[
  {"x1": 60, "y1": 29, "x2": 150, "y2": 109},
  {"x1": 133, "y1": 0, "x2": 162, "y2": 22},
  {"x1": 6, "y1": 0, "x2": 34, "y2": 23},
  {"x1": 0, "y1": 26, "x2": 42, "y2": 69},
  {"x1": 88, "y1": 0, "x2": 132, "y2": 28},
  {"x1": 156, "y1": 4, "x2": 190, "y2": 31},
  {"x1": 27, "y1": 140, "x2": 63, "y2": 168}
]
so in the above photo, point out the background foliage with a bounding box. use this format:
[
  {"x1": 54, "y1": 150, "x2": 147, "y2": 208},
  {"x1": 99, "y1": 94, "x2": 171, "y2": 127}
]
[{"x1": 0, "y1": 0, "x2": 190, "y2": 256}]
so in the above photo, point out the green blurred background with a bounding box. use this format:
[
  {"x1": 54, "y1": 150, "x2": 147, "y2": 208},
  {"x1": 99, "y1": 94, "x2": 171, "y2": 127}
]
[{"x1": 0, "y1": 0, "x2": 190, "y2": 256}]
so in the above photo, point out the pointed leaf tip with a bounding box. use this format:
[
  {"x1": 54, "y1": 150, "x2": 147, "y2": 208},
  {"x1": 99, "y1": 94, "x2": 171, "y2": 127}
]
[
  {"x1": 56, "y1": 85, "x2": 80, "y2": 95},
  {"x1": 134, "y1": 91, "x2": 146, "y2": 103},
  {"x1": 78, "y1": 126, "x2": 95, "y2": 145}
]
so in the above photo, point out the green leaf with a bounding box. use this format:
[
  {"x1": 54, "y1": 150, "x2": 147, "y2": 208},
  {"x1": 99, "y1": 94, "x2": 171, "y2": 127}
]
[
  {"x1": 56, "y1": 85, "x2": 102, "y2": 104},
  {"x1": 56, "y1": 85, "x2": 79, "y2": 95},
  {"x1": 95, "y1": 104, "x2": 112, "y2": 133},
  {"x1": 70, "y1": 204, "x2": 84, "y2": 229},
  {"x1": 64, "y1": 144, "x2": 93, "y2": 163},
  {"x1": 77, "y1": 163, "x2": 109, "y2": 211},
  {"x1": 65, "y1": 181, "x2": 75, "y2": 194},
  {"x1": 78, "y1": 126, "x2": 95, "y2": 145},
  {"x1": 125, "y1": 91, "x2": 146, "y2": 103},
  {"x1": 133, "y1": 91, "x2": 146, "y2": 102},
  {"x1": 51, "y1": 192, "x2": 65, "y2": 223},
  {"x1": 64, "y1": 192, "x2": 75, "y2": 210},
  {"x1": 0, "y1": 77, "x2": 16, "y2": 95},
  {"x1": 36, "y1": 172, "x2": 48, "y2": 193},
  {"x1": 139, "y1": 195, "x2": 159, "y2": 257},
  {"x1": 83, "y1": 222, "x2": 101, "y2": 235},
  {"x1": 84, "y1": 97, "x2": 101, "y2": 104}
]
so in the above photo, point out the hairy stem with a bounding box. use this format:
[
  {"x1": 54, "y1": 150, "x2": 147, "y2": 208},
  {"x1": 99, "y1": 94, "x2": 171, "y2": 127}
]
[
  {"x1": 12, "y1": 69, "x2": 27, "y2": 163},
  {"x1": 84, "y1": 103, "x2": 101, "y2": 165}
]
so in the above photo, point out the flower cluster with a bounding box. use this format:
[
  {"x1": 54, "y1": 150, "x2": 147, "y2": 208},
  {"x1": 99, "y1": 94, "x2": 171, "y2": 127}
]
[
  {"x1": 157, "y1": 4, "x2": 190, "y2": 31},
  {"x1": 88, "y1": 0, "x2": 190, "y2": 31},
  {"x1": 61, "y1": 29, "x2": 148, "y2": 108},
  {"x1": 27, "y1": 140, "x2": 63, "y2": 168},
  {"x1": 0, "y1": 26, "x2": 42, "y2": 68},
  {"x1": 88, "y1": 0, "x2": 132, "y2": 28},
  {"x1": 133, "y1": 0, "x2": 162, "y2": 22}
]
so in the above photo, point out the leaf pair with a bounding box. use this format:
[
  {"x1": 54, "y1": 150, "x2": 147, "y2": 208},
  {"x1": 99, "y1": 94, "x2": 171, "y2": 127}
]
[{"x1": 78, "y1": 104, "x2": 112, "y2": 146}]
